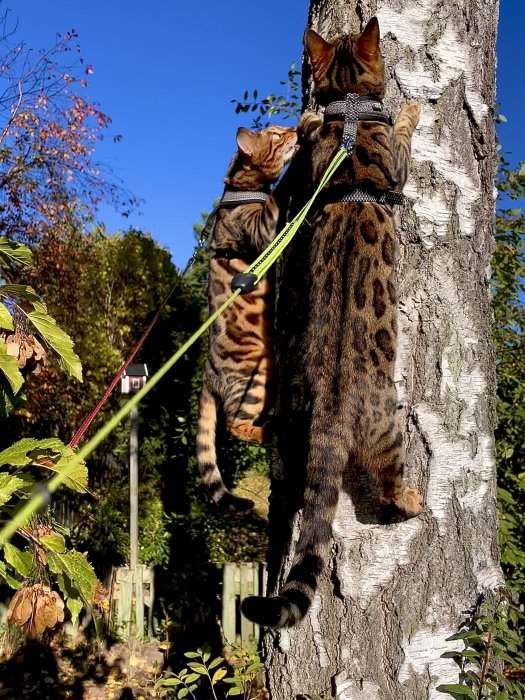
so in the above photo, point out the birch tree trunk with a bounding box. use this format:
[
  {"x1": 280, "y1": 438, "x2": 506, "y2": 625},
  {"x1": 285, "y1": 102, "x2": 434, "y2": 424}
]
[{"x1": 264, "y1": 1, "x2": 502, "y2": 698}]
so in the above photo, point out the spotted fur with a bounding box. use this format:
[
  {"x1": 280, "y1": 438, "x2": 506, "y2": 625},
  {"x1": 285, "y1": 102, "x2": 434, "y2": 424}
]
[
  {"x1": 241, "y1": 17, "x2": 422, "y2": 627},
  {"x1": 197, "y1": 125, "x2": 297, "y2": 511}
]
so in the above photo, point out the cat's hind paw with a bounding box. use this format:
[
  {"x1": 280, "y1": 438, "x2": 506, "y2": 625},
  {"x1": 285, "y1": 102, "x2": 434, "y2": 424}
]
[
  {"x1": 229, "y1": 420, "x2": 269, "y2": 444},
  {"x1": 380, "y1": 485, "x2": 423, "y2": 523},
  {"x1": 392, "y1": 485, "x2": 423, "y2": 519},
  {"x1": 219, "y1": 492, "x2": 255, "y2": 513}
]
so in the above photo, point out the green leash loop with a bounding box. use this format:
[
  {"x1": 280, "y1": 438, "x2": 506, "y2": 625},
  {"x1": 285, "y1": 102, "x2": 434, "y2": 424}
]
[
  {"x1": 0, "y1": 148, "x2": 348, "y2": 547},
  {"x1": 249, "y1": 148, "x2": 348, "y2": 283}
]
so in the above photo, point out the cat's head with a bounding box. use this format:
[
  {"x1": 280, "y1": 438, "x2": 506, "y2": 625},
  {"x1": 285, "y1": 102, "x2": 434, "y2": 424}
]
[
  {"x1": 225, "y1": 125, "x2": 297, "y2": 186},
  {"x1": 304, "y1": 17, "x2": 385, "y2": 105}
]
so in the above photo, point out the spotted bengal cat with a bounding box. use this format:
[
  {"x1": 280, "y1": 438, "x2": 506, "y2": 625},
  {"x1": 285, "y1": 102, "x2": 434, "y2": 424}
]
[
  {"x1": 241, "y1": 17, "x2": 422, "y2": 627},
  {"x1": 197, "y1": 125, "x2": 297, "y2": 511}
]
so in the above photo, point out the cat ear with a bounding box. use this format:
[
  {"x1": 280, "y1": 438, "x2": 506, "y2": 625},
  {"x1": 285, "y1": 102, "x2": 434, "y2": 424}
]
[
  {"x1": 356, "y1": 17, "x2": 380, "y2": 62},
  {"x1": 236, "y1": 127, "x2": 257, "y2": 157},
  {"x1": 305, "y1": 29, "x2": 335, "y2": 83}
]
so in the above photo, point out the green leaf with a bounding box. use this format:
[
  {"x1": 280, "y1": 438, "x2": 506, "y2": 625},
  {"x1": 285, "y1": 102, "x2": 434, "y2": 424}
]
[
  {"x1": 0, "y1": 559, "x2": 21, "y2": 589},
  {"x1": 227, "y1": 687, "x2": 244, "y2": 696},
  {"x1": 0, "y1": 438, "x2": 87, "y2": 492},
  {"x1": 66, "y1": 596, "x2": 83, "y2": 624},
  {"x1": 4, "y1": 542, "x2": 32, "y2": 577},
  {"x1": 187, "y1": 662, "x2": 207, "y2": 675},
  {"x1": 0, "y1": 339, "x2": 23, "y2": 394},
  {"x1": 155, "y1": 677, "x2": 182, "y2": 688},
  {"x1": 27, "y1": 311, "x2": 82, "y2": 381},
  {"x1": 0, "y1": 238, "x2": 33, "y2": 269},
  {"x1": 436, "y1": 684, "x2": 476, "y2": 699},
  {"x1": 0, "y1": 303, "x2": 13, "y2": 331},
  {"x1": 208, "y1": 657, "x2": 223, "y2": 670},
  {"x1": 46, "y1": 551, "x2": 96, "y2": 604},
  {"x1": 0, "y1": 472, "x2": 25, "y2": 507},
  {"x1": 246, "y1": 661, "x2": 263, "y2": 673},
  {"x1": 463, "y1": 672, "x2": 480, "y2": 687},
  {"x1": 177, "y1": 689, "x2": 189, "y2": 699},
  {"x1": 184, "y1": 651, "x2": 200, "y2": 658},
  {"x1": 0, "y1": 383, "x2": 22, "y2": 422},
  {"x1": 0, "y1": 285, "x2": 47, "y2": 313},
  {"x1": 52, "y1": 452, "x2": 88, "y2": 493},
  {"x1": 40, "y1": 533, "x2": 66, "y2": 553},
  {"x1": 460, "y1": 650, "x2": 483, "y2": 664},
  {"x1": 446, "y1": 630, "x2": 483, "y2": 642},
  {"x1": 184, "y1": 673, "x2": 199, "y2": 683},
  {"x1": 0, "y1": 437, "x2": 67, "y2": 467},
  {"x1": 212, "y1": 668, "x2": 227, "y2": 683}
]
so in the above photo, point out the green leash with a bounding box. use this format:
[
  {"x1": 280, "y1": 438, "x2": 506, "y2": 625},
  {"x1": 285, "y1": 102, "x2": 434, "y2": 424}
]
[{"x1": 0, "y1": 147, "x2": 348, "y2": 547}]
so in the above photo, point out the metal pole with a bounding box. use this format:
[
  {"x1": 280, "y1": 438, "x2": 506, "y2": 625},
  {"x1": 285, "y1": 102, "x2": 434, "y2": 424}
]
[{"x1": 129, "y1": 405, "x2": 139, "y2": 575}]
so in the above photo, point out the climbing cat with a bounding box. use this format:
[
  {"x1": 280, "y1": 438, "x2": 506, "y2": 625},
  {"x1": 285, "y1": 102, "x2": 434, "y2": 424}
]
[
  {"x1": 242, "y1": 17, "x2": 422, "y2": 627},
  {"x1": 197, "y1": 125, "x2": 297, "y2": 511}
]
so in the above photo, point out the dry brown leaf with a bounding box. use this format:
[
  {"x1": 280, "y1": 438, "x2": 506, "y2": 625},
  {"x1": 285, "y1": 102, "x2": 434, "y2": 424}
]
[
  {"x1": 7, "y1": 586, "x2": 33, "y2": 626},
  {"x1": 7, "y1": 582, "x2": 65, "y2": 636},
  {"x1": 6, "y1": 337, "x2": 20, "y2": 357}
]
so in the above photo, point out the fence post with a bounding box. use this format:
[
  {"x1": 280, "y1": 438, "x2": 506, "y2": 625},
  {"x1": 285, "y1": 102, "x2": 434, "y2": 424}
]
[
  {"x1": 221, "y1": 562, "x2": 266, "y2": 648},
  {"x1": 222, "y1": 562, "x2": 237, "y2": 645}
]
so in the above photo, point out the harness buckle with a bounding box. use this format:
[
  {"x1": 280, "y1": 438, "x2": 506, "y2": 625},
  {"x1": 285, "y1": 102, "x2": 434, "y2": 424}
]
[{"x1": 231, "y1": 272, "x2": 259, "y2": 295}]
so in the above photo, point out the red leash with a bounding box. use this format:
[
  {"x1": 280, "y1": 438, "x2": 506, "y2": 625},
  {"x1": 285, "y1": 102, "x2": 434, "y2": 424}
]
[
  {"x1": 69, "y1": 300, "x2": 169, "y2": 448},
  {"x1": 69, "y1": 229, "x2": 209, "y2": 449}
]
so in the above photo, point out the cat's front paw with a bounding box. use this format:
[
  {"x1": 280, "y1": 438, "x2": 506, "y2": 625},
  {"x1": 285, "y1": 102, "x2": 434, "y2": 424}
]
[
  {"x1": 399, "y1": 101, "x2": 421, "y2": 130},
  {"x1": 298, "y1": 112, "x2": 323, "y2": 141},
  {"x1": 395, "y1": 485, "x2": 423, "y2": 518}
]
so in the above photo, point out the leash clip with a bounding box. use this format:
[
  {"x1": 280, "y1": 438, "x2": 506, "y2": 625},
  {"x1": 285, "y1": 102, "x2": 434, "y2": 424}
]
[{"x1": 231, "y1": 273, "x2": 258, "y2": 295}]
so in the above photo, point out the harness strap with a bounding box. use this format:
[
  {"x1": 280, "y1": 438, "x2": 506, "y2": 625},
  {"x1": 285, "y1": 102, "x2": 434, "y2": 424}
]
[
  {"x1": 324, "y1": 93, "x2": 391, "y2": 155},
  {"x1": 219, "y1": 190, "x2": 270, "y2": 207},
  {"x1": 199, "y1": 189, "x2": 271, "y2": 250},
  {"x1": 338, "y1": 188, "x2": 404, "y2": 205},
  {"x1": 325, "y1": 96, "x2": 390, "y2": 123},
  {"x1": 323, "y1": 93, "x2": 402, "y2": 205}
]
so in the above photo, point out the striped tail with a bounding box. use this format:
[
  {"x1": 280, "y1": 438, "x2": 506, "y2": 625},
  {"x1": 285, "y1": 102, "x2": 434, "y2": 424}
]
[
  {"x1": 196, "y1": 382, "x2": 254, "y2": 512},
  {"x1": 241, "y1": 428, "x2": 345, "y2": 627}
]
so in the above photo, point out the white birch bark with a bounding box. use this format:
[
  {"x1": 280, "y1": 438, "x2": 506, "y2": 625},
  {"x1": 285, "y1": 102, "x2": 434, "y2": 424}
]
[{"x1": 264, "y1": 1, "x2": 502, "y2": 698}]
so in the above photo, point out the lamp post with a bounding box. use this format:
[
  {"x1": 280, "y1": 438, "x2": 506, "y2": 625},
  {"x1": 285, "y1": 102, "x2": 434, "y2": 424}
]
[{"x1": 121, "y1": 363, "x2": 148, "y2": 637}]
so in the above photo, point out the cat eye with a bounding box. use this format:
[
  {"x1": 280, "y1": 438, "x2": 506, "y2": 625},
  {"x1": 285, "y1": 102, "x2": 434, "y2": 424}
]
[{"x1": 271, "y1": 133, "x2": 282, "y2": 140}]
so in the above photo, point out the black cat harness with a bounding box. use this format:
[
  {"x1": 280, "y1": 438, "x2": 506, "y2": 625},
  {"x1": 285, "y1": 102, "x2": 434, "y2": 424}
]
[
  {"x1": 324, "y1": 92, "x2": 405, "y2": 205},
  {"x1": 197, "y1": 188, "x2": 272, "y2": 293}
]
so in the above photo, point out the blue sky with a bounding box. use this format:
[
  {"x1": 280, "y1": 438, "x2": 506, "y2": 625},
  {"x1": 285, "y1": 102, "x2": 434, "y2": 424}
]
[{"x1": 10, "y1": 2, "x2": 522, "y2": 269}]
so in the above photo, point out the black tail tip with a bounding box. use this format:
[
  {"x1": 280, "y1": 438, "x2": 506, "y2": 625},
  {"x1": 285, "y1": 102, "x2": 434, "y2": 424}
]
[{"x1": 241, "y1": 595, "x2": 293, "y2": 628}]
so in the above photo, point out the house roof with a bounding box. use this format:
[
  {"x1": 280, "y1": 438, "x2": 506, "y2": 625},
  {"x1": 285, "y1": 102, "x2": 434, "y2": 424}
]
[{"x1": 123, "y1": 363, "x2": 148, "y2": 377}]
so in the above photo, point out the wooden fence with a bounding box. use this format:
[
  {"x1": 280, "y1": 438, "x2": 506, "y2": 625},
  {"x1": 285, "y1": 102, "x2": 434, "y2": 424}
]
[
  {"x1": 221, "y1": 562, "x2": 267, "y2": 647},
  {"x1": 109, "y1": 565, "x2": 154, "y2": 638},
  {"x1": 107, "y1": 561, "x2": 265, "y2": 645}
]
